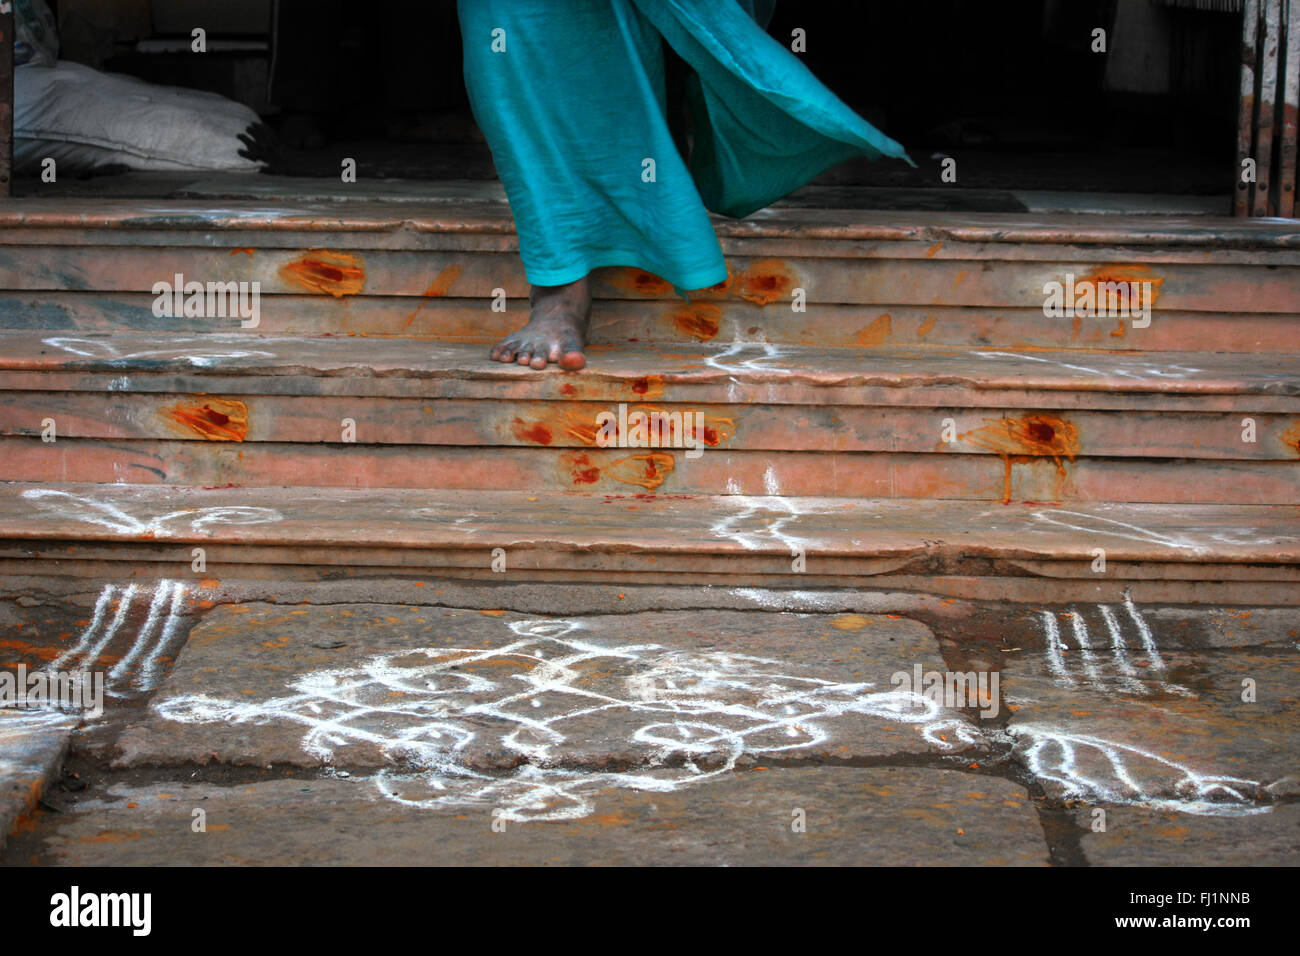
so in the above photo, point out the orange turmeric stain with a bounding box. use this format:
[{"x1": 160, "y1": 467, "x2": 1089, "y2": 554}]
[
  {"x1": 279, "y1": 250, "x2": 366, "y2": 297},
  {"x1": 854, "y1": 313, "x2": 892, "y2": 347},
  {"x1": 629, "y1": 375, "x2": 665, "y2": 400},
  {"x1": 916, "y1": 314, "x2": 936, "y2": 340},
  {"x1": 421, "y1": 265, "x2": 462, "y2": 298},
  {"x1": 698, "y1": 414, "x2": 736, "y2": 446},
  {"x1": 569, "y1": 453, "x2": 601, "y2": 485},
  {"x1": 925, "y1": 242, "x2": 944, "y2": 258},
  {"x1": 1281, "y1": 420, "x2": 1300, "y2": 457},
  {"x1": 670, "y1": 303, "x2": 721, "y2": 341},
  {"x1": 959, "y1": 414, "x2": 1080, "y2": 504},
  {"x1": 734, "y1": 259, "x2": 797, "y2": 305},
  {"x1": 518, "y1": 404, "x2": 733, "y2": 449},
  {"x1": 78, "y1": 831, "x2": 143, "y2": 844},
  {"x1": 165, "y1": 398, "x2": 249, "y2": 442},
  {"x1": 0, "y1": 637, "x2": 60, "y2": 662},
  {"x1": 606, "y1": 452, "x2": 675, "y2": 491},
  {"x1": 404, "y1": 265, "x2": 464, "y2": 328},
  {"x1": 230, "y1": 248, "x2": 256, "y2": 256},
  {"x1": 831, "y1": 615, "x2": 869, "y2": 630},
  {"x1": 511, "y1": 417, "x2": 554, "y2": 446},
  {"x1": 611, "y1": 268, "x2": 672, "y2": 297},
  {"x1": 12, "y1": 808, "x2": 45, "y2": 836},
  {"x1": 585, "y1": 812, "x2": 634, "y2": 827},
  {"x1": 1074, "y1": 266, "x2": 1164, "y2": 310}
]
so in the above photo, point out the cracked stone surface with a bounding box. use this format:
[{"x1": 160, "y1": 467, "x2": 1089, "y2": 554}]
[{"x1": 18, "y1": 767, "x2": 1048, "y2": 866}]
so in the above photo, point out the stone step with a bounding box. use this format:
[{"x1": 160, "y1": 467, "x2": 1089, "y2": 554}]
[
  {"x1": 3, "y1": 334, "x2": 1296, "y2": 500},
  {"x1": 6, "y1": 392, "x2": 1299, "y2": 459},
  {"x1": 6, "y1": 439, "x2": 1299, "y2": 504},
  {"x1": 3, "y1": 293, "x2": 1294, "y2": 354},
  {"x1": 7, "y1": 440, "x2": 1299, "y2": 504},
  {"x1": 4, "y1": 334, "x2": 1296, "y2": 405},
  {"x1": 0, "y1": 200, "x2": 1294, "y2": 352},
  {"x1": 4, "y1": 483, "x2": 1298, "y2": 603},
  {"x1": 0, "y1": 711, "x2": 78, "y2": 854}
]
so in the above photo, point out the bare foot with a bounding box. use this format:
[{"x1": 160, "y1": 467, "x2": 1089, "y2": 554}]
[{"x1": 490, "y1": 277, "x2": 590, "y2": 370}]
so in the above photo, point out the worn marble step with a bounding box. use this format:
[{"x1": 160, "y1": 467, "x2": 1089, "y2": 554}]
[
  {"x1": 2, "y1": 334, "x2": 1295, "y2": 500},
  {"x1": 6, "y1": 438, "x2": 1300, "y2": 504},
  {"x1": 5, "y1": 391, "x2": 1298, "y2": 459},
  {"x1": 4, "y1": 483, "x2": 1299, "y2": 604},
  {"x1": 2, "y1": 335, "x2": 1297, "y2": 407},
  {"x1": 0, "y1": 200, "x2": 1295, "y2": 351},
  {"x1": 3, "y1": 293, "x2": 1296, "y2": 355},
  {"x1": 2, "y1": 334, "x2": 1296, "y2": 500}
]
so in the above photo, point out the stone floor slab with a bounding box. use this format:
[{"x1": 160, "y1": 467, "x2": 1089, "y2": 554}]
[
  {"x1": 18, "y1": 766, "x2": 1047, "y2": 866},
  {"x1": 1078, "y1": 804, "x2": 1300, "y2": 866},
  {"x1": 1003, "y1": 603, "x2": 1298, "y2": 813},
  {"x1": 116, "y1": 606, "x2": 984, "y2": 821}
]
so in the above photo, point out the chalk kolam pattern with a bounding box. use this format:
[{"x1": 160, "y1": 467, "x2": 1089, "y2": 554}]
[
  {"x1": 1004, "y1": 725, "x2": 1265, "y2": 817},
  {"x1": 1006, "y1": 596, "x2": 1267, "y2": 815},
  {"x1": 154, "y1": 618, "x2": 978, "y2": 822},
  {"x1": 1037, "y1": 597, "x2": 1192, "y2": 697},
  {"x1": 152, "y1": 616, "x2": 1265, "y2": 821},
  {"x1": 44, "y1": 580, "x2": 190, "y2": 698}
]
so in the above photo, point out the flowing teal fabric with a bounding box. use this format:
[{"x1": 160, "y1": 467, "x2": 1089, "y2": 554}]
[{"x1": 459, "y1": 0, "x2": 912, "y2": 291}]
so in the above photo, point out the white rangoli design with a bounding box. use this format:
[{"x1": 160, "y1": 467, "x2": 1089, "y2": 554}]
[
  {"x1": 152, "y1": 617, "x2": 1265, "y2": 821},
  {"x1": 154, "y1": 619, "x2": 977, "y2": 822}
]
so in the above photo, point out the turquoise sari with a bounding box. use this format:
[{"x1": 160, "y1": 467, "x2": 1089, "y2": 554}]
[{"x1": 459, "y1": 0, "x2": 913, "y2": 291}]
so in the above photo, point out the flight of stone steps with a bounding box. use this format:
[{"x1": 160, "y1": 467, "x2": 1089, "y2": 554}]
[{"x1": 0, "y1": 197, "x2": 1297, "y2": 604}]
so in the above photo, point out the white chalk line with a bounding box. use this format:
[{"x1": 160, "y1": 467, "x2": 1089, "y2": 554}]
[
  {"x1": 701, "y1": 342, "x2": 792, "y2": 377},
  {"x1": 1006, "y1": 724, "x2": 1266, "y2": 817},
  {"x1": 973, "y1": 350, "x2": 1205, "y2": 381},
  {"x1": 43, "y1": 336, "x2": 276, "y2": 368},
  {"x1": 1036, "y1": 600, "x2": 1192, "y2": 698},
  {"x1": 708, "y1": 495, "x2": 836, "y2": 554},
  {"x1": 42, "y1": 579, "x2": 190, "y2": 700},
  {"x1": 22, "y1": 489, "x2": 282, "y2": 536}
]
